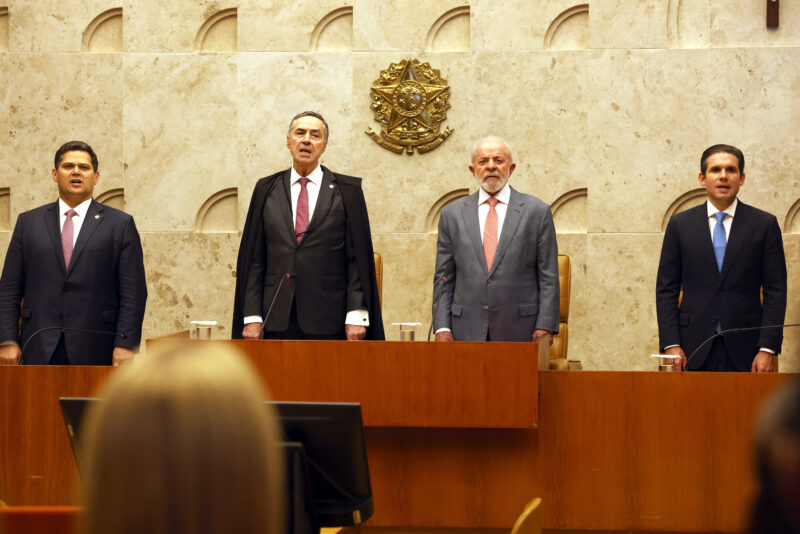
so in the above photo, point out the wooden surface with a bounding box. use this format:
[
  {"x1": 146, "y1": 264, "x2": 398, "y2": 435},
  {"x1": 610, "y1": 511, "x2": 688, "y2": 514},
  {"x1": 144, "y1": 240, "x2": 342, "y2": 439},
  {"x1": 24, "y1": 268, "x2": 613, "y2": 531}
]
[
  {"x1": 0, "y1": 344, "x2": 794, "y2": 532},
  {"x1": 150, "y1": 339, "x2": 542, "y2": 428},
  {"x1": 0, "y1": 506, "x2": 80, "y2": 534}
]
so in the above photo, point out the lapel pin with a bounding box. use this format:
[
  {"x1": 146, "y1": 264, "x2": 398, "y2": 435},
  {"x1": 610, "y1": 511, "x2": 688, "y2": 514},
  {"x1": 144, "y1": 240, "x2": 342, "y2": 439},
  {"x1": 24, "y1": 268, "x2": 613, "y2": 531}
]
[
  {"x1": 95, "y1": 214, "x2": 100, "y2": 219},
  {"x1": 329, "y1": 184, "x2": 334, "y2": 189}
]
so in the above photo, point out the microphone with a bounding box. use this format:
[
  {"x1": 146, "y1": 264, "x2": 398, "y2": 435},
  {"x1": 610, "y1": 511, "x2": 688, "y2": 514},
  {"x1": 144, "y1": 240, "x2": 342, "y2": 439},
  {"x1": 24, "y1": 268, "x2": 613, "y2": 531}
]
[
  {"x1": 259, "y1": 273, "x2": 294, "y2": 339},
  {"x1": 428, "y1": 272, "x2": 450, "y2": 341},
  {"x1": 19, "y1": 326, "x2": 124, "y2": 364},
  {"x1": 685, "y1": 322, "x2": 800, "y2": 366}
]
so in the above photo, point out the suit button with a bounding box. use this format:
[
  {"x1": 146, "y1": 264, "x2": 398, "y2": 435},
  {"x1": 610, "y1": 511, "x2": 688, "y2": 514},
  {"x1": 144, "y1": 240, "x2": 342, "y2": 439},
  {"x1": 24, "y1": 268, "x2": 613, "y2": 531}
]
[
  {"x1": 487, "y1": 277, "x2": 493, "y2": 283},
  {"x1": 483, "y1": 305, "x2": 489, "y2": 310}
]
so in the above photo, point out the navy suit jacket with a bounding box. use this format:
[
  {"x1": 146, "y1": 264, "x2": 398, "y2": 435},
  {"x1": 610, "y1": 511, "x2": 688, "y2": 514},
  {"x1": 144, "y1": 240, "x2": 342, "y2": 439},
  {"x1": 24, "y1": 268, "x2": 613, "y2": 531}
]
[
  {"x1": 656, "y1": 201, "x2": 787, "y2": 370},
  {"x1": 0, "y1": 199, "x2": 147, "y2": 365}
]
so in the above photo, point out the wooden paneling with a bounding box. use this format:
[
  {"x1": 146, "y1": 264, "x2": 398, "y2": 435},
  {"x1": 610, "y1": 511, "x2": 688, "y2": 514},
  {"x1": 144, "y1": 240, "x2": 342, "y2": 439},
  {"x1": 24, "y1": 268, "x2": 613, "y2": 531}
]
[{"x1": 0, "y1": 342, "x2": 794, "y2": 533}]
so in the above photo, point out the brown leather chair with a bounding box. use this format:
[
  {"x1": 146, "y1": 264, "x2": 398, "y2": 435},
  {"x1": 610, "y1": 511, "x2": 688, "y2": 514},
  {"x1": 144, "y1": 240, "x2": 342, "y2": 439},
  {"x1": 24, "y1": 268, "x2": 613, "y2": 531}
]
[{"x1": 549, "y1": 255, "x2": 571, "y2": 369}]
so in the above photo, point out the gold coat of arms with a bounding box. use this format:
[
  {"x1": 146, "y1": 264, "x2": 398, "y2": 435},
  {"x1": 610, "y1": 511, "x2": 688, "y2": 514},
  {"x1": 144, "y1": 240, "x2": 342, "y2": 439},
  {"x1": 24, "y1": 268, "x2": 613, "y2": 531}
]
[{"x1": 366, "y1": 59, "x2": 453, "y2": 155}]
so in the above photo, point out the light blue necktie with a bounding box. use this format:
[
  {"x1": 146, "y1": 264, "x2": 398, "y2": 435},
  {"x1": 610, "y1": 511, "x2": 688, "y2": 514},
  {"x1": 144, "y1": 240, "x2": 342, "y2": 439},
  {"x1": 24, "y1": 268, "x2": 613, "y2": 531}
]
[
  {"x1": 713, "y1": 212, "x2": 727, "y2": 272},
  {"x1": 712, "y1": 212, "x2": 727, "y2": 333}
]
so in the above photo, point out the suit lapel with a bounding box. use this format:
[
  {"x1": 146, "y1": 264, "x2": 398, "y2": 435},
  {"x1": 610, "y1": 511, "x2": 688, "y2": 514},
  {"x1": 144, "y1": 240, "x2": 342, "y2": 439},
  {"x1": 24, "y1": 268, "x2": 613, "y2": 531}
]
[
  {"x1": 689, "y1": 204, "x2": 720, "y2": 279},
  {"x1": 719, "y1": 201, "x2": 752, "y2": 281},
  {"x1": 489, "y1": 188, "x2": 523, "y2": 276},
  {"x1": 44, "y1": 201, "x2": 66, "y2": 273},
  {"x1": 68, "y1": 200, "x2": 103, "y2": 274},
  {"x1": 279, "y1": 170, "x2": 296, "y2": 239},
  {"x1": 303, "y1": 167, "x2": 335, "y2": 240},
  {"x1": 459, "y1": 192, "x2": 488, "y2": 273}
]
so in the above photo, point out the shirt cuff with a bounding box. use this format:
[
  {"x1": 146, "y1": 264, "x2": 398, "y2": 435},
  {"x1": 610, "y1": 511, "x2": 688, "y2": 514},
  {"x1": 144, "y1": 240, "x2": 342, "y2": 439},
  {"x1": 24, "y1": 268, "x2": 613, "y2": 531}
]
[
  {"x1": 434, "y1": 328, "x2": 452, "y2": 334},
  {"x1": 244, "y1": 315, "x2": 263, "y2": 325},
  {"x1": 663, "y1": 344, "x2": 680, "y2": 351},
  {"x1": 760, "y1": 347, "x2": 776, "y2": 355},
  {"x1": 345, "y1": 309, "x2": 369, "y2": 327}
]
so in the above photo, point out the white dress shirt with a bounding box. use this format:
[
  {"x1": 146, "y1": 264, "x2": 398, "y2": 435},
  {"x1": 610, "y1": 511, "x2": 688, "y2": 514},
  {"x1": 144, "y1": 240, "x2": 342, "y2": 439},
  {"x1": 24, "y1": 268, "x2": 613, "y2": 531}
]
[
  {"x1": 58, "y1": 197, "x2": 93, "y2": 247},
  {"x1": 478, "y1": 184, "x2": 511, "y2": 243},
  {"x1": 244, "y1": 164, "x2": 369, "y2": 328},
  {"x1": 706, "y1": 198, "x2": 737, "y2": 241}
]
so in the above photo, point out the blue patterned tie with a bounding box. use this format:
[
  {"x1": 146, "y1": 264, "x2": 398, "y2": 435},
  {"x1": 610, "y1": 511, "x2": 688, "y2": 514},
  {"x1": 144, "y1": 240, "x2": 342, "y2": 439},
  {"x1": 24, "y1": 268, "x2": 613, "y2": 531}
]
[{"x1": 713, "y1": 212, "x2": 727, "y2": 272}]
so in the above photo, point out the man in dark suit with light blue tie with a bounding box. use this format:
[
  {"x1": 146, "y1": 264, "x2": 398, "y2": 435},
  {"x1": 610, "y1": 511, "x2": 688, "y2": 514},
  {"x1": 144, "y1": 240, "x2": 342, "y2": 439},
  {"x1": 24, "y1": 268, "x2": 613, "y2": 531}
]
[
  {"x1": 0, "y1": 141, "x2": 147, "y2": 366},
  {"x1": 656, "y1": 144, "x2": 787, "y2": 372},
  {"x1": 432, "y1": 136, "x2": 560, "y2": 343}
]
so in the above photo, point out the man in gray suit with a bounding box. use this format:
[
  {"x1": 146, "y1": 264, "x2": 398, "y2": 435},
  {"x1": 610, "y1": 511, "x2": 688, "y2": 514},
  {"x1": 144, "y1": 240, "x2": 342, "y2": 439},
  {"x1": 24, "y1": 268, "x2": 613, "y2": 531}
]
[{"x1": 432, "y1": 137, "x2": 560, "y2": 342}]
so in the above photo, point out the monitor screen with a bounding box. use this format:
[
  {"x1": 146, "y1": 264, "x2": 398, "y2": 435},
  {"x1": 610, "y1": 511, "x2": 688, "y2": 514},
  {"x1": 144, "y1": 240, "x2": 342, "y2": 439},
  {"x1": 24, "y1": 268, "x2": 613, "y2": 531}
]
[
  {"x1": 268, "y1": 401, "x2": 374, "y2": 526},
  {"x1": 59, "y1": 398, "x2": 373, "y2": 529}
]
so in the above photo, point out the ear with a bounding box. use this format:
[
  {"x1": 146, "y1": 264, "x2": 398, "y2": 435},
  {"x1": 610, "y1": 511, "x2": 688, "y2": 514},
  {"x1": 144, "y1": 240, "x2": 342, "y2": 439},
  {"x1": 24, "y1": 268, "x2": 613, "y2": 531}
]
[
  {"x1": 508, "y1": 162, "x2": 516, "y2": 176},
  {"x1": 468, "y1": 165, "x2": 475, "y2": 175},
  {"x1": 739, "y1": 172, "x2": 745, "y2": 186},
  {"x1": 698, "y1": 172, "x2": 706, "y2": 186},
  {"x1": 52, "y1": 169, "x2": 57, "y2": 183},
  {"x1": 286, "y1": 136, "x2": 291, "y2": 150},
  {"x1": 93, "y1": 171, "x2": 100, "y2": 185}
]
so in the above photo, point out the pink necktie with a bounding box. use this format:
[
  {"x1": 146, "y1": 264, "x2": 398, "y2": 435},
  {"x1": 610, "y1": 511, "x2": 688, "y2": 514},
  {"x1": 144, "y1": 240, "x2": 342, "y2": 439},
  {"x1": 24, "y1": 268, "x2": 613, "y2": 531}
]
[
  {"x1": 295, "y1": 177, "x2": 310, "y2": 243},
  {"x1": 62, "y1": 209, "x2": 76, "y2": 268},
  {"x1": 483, "y1": 197, "x2": 499, "y2": 270}
]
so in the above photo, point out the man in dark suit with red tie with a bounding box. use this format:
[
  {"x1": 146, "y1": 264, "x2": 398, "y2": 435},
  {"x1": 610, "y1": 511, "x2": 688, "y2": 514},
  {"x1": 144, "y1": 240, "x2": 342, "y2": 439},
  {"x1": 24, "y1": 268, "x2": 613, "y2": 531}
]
[
  {"x1": 232, "y1": 111, "x2": 384, "y2": 340},
  {"x1": 656, "y1": 144, "x2": 787, "y2": 372},
  {"x1": 0, "y1": 141, "x2": 147, "y2": 366}
]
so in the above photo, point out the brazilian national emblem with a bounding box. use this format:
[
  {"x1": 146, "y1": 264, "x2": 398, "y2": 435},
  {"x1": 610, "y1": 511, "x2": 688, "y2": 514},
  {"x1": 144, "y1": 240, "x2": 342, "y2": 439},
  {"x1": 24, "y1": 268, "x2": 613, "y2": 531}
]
[{"x1": 366, "y1": 58, "x2": 453, "y2": 155}]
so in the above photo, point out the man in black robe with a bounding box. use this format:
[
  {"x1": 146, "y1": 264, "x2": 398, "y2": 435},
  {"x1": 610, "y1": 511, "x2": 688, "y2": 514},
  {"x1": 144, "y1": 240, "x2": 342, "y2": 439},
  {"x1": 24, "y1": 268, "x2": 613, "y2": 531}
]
[{"x1": 232, "y1": 111, "x2": 384, "y2": 340}]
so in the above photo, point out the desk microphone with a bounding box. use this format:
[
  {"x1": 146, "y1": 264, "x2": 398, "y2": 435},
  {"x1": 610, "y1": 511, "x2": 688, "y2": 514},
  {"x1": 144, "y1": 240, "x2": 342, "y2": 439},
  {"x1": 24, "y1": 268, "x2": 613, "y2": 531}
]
[
  {"x1": 19, "y1": 326, "x2": 124, "y2": 364},
  {"x1": 428, "y1": 272, "x2": 450, "y2": 341},
  {"x1": 259, "y1": 273, "x2": 294, "y2": 339},
  {"x1": 685, "y1": 322, "x2": 800, "y2": 366}
]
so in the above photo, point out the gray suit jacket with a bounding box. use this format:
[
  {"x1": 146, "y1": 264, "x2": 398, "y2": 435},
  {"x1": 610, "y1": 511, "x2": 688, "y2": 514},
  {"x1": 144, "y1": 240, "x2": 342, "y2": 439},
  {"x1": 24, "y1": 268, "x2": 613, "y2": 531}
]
[{"x1": 433, "y1": 187, "x2": 560, "y2": 341}]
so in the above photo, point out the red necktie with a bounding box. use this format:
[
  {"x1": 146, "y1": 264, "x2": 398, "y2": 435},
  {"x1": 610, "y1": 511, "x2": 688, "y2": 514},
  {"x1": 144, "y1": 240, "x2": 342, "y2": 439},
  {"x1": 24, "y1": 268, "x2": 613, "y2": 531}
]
[
  {"x1": 295, "y1": 177, "x2": 310, "y2": 243},
  {"x1": 483, "y1": 197, "x2": 499, "y2": 270},
  {"x1": 62, "y1": 209, "x2": 76, "y2": 268}
]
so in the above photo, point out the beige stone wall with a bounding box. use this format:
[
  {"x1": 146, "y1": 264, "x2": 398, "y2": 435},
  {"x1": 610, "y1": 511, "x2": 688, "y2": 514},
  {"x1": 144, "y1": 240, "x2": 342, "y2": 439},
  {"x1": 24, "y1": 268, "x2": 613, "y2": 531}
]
[{"x1": 0, "y1": 0, "x2": 798, "y2": 370}]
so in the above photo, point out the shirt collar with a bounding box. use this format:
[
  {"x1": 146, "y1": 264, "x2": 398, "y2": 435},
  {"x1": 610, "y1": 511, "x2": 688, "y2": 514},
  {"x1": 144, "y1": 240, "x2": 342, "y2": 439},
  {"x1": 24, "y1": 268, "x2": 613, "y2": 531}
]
[
  {"x1": 290, "y1": 164, "x2": 323, "y2": 186},
  {"x1": 479, "y1": 183, "x2": 511, "y2": 205},
  {"x1": 706, "y1": 197, "x2": 738, "y2": 218},
  {"x1": 58, "y1": 197, "x2": 93, "y2": 219}
]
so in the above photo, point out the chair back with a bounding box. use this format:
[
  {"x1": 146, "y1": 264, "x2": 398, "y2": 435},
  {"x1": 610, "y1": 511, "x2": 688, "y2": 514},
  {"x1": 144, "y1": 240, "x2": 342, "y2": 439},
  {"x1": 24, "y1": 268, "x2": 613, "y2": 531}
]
[
  {"x1": 550, "y1": 255, "x2": 571, "y2": 362},
  {"x1": 510, "y1": 497, "x2": 542, "y2": 534},
  {"x1": 373, "y1": 252, "x2": 382, "y2": 309}
]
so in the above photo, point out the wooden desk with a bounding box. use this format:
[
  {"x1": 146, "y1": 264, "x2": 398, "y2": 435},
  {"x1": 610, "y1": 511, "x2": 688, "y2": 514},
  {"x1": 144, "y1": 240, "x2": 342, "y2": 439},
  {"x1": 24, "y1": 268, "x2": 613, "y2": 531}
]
[{"x1": 0, "y1": 341, "x2": 793, "y2": 533}]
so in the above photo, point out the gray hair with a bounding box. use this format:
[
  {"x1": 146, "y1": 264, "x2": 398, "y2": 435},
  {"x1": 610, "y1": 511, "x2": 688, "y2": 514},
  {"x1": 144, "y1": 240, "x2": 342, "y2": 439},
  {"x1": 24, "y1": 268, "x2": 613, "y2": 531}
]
[
  {"x1": 288, "y1": 111, "x2": 329, "y2": 140},
  {"x1": 471, "y1": 136, "x2": 513, "y2": 161}
]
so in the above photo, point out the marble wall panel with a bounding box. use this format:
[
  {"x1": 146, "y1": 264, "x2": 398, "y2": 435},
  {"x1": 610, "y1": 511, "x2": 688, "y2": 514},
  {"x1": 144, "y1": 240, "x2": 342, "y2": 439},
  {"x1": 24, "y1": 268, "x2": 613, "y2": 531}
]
[
  {"x1": 711, "y1": 0, "x2": 800, "y2": 48},
  {"x1": 123, "y1": 0, "x2": 224, "y2": 52},
  {"x1": 780, "y1": 234, "x2": 800, "y2": 372},
  {"x1": 707, "y1": 47, "x2": 800, "y2": 224},
  {"x1": 0, "y1": 55, "x2": 8, "y2": 229},
  {"x1": 353, "y1": 0, "x2": 466, "y2": 52},
  {"x1": 372, "y1": 232, "x2": 437, "y2": 340},
  {"x1": 471, "y1": 0, "x2": 584, "y2": 50},
  {"x1": 352, "y1": 52, "x2": 470, "y2": 233},
  {"x1": 670, "y1": 0, "x2": 710, "y2": 48},
  {"x1": 470, "y1": 50, "x2": 587, "y2": 206},
  {"x1": 237, "y1": 52, "x2": 354, "y2": 227},
  {"x1": 238, "y1": 0, "x2": 349, "y2": 52},
  {"x1": 584, "y1": 233, "x2": 663, "y2": 371},
  {"x1": 589, "y1": 0, "x2": 671, "y2": 49},
  {"x1": 123, "y1": 53, "x2": 239, "y2": 231},
  {"x1": 7, "y1": 0, "x2": 114, "y2": 52},
  {"x1": 6, "y1": 52, "x2": 122, "y2": 217},
  {"x1": 140, "y1": 232, "x2": 239, "y2": 341},
  {"x1": 587, "y1": 49, "x2": 708, "y2": 234}
]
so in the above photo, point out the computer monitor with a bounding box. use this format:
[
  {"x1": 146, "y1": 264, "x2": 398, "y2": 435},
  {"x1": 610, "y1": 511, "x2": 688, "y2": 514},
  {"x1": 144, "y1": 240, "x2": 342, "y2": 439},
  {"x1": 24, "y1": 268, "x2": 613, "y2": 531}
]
[
  {"x1": 59, "y1": 398, "x2": 374, "y2": 529},
  {"x1": 268, "y1": 401, "x2": 374, "y2": 527}
]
